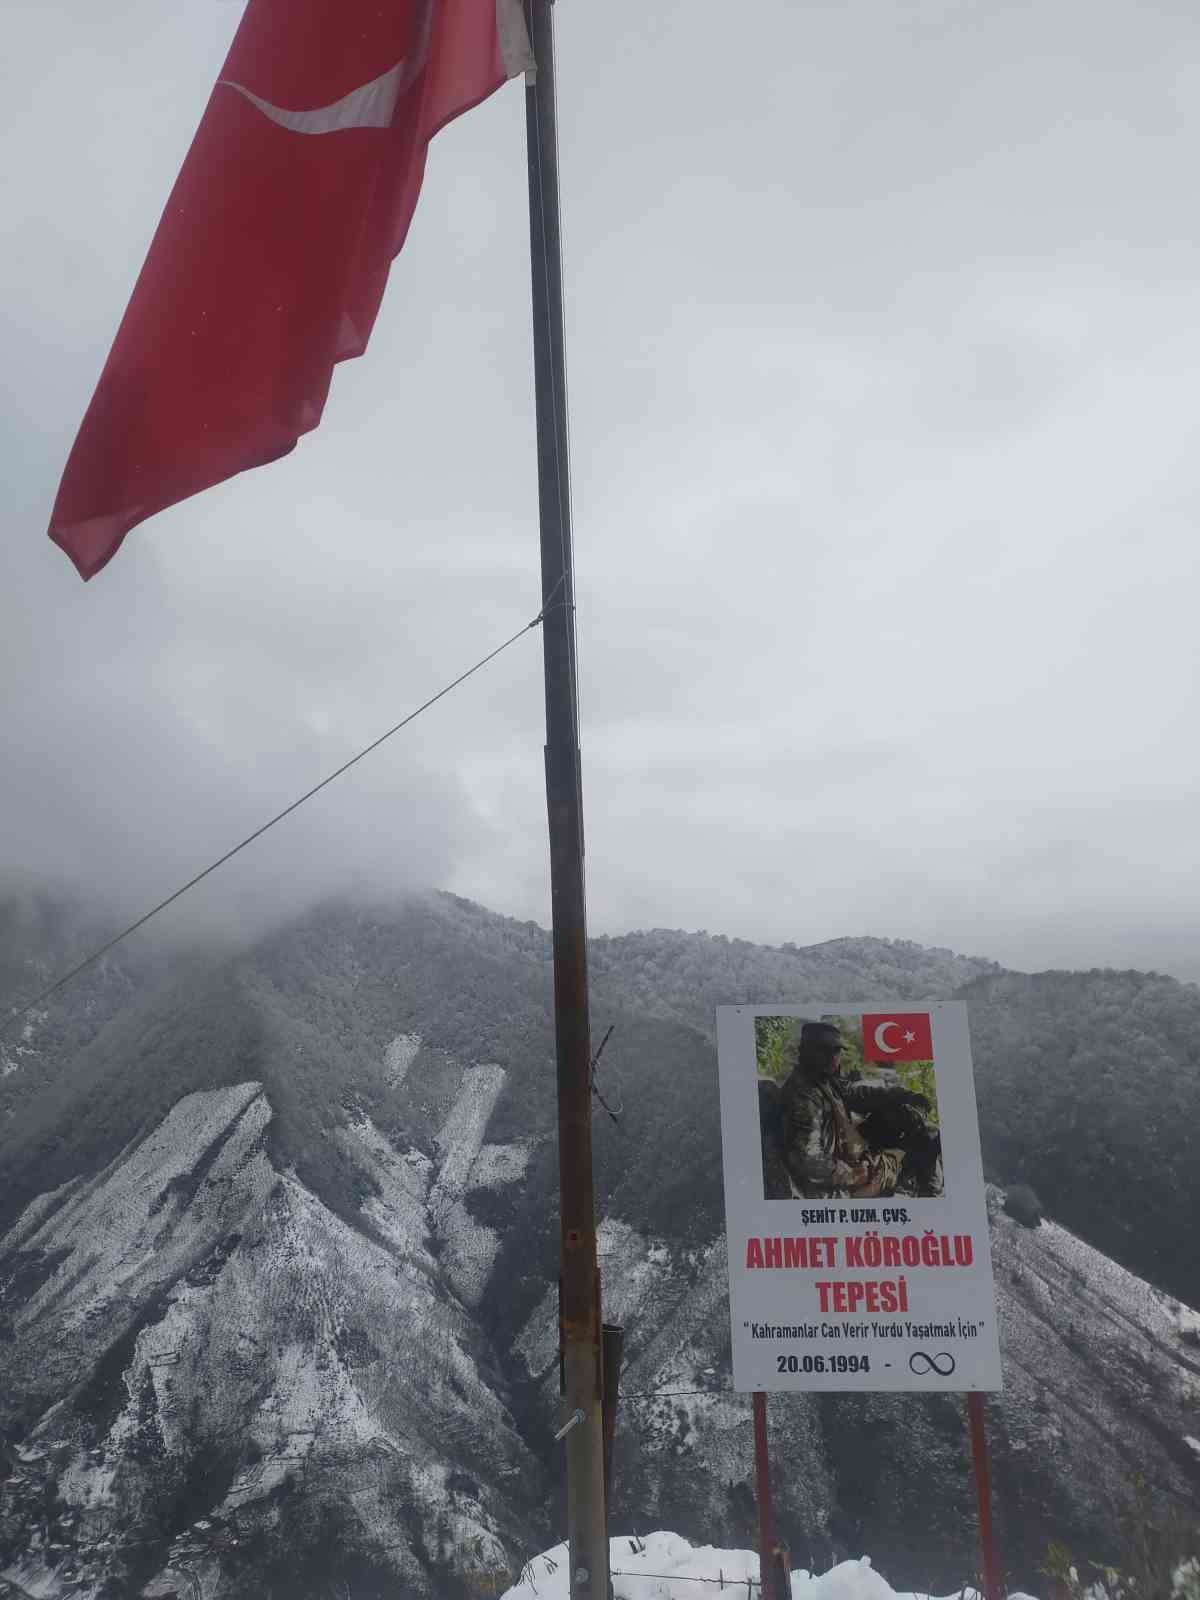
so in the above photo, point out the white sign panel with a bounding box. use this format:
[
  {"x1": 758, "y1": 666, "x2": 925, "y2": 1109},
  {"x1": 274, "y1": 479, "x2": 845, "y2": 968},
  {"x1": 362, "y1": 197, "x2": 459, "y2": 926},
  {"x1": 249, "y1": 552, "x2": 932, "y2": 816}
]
[{"x1": 717, "y1": 1002, "x2": 1001, "y2": 1393}]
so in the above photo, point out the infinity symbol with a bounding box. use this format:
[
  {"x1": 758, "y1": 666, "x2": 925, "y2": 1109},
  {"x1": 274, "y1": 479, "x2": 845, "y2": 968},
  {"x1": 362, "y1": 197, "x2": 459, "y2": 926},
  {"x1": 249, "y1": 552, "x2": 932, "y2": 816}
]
[{"x1": 909, "y1": 1350, "x2": 956, "y2": 1377}]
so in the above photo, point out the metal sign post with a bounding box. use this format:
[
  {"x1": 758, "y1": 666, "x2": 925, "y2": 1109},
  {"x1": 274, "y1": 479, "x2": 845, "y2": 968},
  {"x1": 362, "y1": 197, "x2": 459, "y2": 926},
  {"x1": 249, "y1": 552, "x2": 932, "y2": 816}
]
[
  {"x1": 751, "y1": 1393, "x2": 777, "y2": 1600},
  {"x1": 966, "y1": 1392, "x2": 1001, "y2": 1600}
]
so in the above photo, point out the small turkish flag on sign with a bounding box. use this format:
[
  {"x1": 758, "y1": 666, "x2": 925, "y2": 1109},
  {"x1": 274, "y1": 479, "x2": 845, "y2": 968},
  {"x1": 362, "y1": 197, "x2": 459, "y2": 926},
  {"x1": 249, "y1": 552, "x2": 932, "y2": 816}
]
[{"x1": 861, "y1": 1013, "x2": 934, "y2": 1061}]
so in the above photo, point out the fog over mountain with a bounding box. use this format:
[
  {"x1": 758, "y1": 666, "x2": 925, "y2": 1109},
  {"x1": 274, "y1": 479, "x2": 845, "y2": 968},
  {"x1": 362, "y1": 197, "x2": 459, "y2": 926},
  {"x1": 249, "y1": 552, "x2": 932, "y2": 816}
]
[{"x1": 10, "y1": 0, "x2": 1200, "y2": 985}]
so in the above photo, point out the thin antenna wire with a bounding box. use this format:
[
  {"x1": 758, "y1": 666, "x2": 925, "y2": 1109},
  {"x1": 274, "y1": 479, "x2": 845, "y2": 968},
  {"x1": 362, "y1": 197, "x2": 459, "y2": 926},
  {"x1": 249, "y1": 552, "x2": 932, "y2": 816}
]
[
  {"x1": 1, "y1": 584, "x2": 563, "y2": 1038},
  {"x1": 589, "y1": 1023, "x2": 622, "y2": 1123}
]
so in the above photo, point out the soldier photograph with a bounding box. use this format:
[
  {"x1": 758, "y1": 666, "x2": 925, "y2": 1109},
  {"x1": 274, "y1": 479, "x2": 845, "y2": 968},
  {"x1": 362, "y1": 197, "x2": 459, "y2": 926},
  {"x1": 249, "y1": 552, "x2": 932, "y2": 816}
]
[{"x1": 758, "y1": 1017, "x2": 943, "y2": 1201}]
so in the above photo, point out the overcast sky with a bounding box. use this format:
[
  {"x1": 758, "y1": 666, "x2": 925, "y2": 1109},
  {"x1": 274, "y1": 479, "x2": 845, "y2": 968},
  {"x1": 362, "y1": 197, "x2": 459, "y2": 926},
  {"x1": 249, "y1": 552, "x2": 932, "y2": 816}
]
[{"x1": 4, "y1": 0, "x2": 1200, "y2": 981}]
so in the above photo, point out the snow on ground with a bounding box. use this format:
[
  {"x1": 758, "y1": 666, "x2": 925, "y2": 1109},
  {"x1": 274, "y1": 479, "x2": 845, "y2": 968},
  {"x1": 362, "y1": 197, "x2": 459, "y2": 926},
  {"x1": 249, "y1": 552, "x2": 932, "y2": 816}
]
[
  {"x1": 338, "y1": 1111, "x2": 433, "y2": 1266},
  {"x1": 627, "y1": 1240, "x2": 729, "y2": 1386},
  {"x1": 0, "y1": 1008, "x2": 45, "y2": 1076},
  {"x1": 429, "y1": 1063, "x2": 507, "y2": 1221},
  {"x1": 342, "y1": 1104, "x2": 530, "y2": 1308},
  {"x1": 598, "y1": 1221, "x2": 672, "y2": 1328},
  {"x1": 384, "y1": 1032, "x2": 422, "y2": 1087},
  {"x1": 438, "y1": 1199, "x2": 499, "y2": 1309},
  {"x1": 999, "y1": 1207, "x2": 1197, "y2": 1351},
  {"x1": 499, "y1": 1533, "x2": 1039, "y2": 1600},
  {"x1": 472, "y1": 1140, "x2": 533, "y2": 1187},
  {"x1": 5, "y1": 1082, "x2": 270, "y2": 1331},
  {"x1": 439, "y1": 1137, "x2": 536, "y2": 1308},
  {"x1": 3, "y1": 1170, "x2": 87, "y2": 1240},
  {"x1": 517, "y1": 1220, "x2": 672, "y2": 1381}
]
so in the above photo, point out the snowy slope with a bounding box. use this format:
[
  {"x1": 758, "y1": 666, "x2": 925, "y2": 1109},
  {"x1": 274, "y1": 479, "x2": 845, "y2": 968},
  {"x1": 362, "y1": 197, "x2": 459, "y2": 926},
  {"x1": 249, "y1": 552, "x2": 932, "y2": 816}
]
[
  {"x1": 1, "y1": 1078, "x2": 543, "y2": 1600},
  {"x1": 988, "y1": 1186, "x2": 1200, "y2": 1514}
]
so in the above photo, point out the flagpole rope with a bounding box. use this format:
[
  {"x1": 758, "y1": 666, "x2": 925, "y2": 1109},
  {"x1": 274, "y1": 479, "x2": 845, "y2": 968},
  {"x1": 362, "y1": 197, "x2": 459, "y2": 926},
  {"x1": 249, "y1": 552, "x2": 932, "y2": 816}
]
[{"x1": 0, "y1": 580, "x2": 566, "y2": 1039}]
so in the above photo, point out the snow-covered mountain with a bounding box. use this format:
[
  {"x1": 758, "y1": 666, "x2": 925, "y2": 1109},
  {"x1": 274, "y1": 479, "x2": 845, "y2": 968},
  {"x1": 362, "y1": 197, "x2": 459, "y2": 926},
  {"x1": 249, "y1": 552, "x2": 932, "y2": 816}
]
[
  {"x1": 1, "y1": 891, "x2": 1198, "y2": 1598},
  {"x1": 1, "y1": 1077, "x2": 542, "y2": 1599}
]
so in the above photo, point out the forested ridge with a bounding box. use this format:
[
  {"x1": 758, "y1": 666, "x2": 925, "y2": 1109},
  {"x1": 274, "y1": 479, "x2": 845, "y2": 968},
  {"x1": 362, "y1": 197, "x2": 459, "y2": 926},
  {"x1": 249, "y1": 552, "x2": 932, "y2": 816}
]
[
  {"x1": 2, "y1": 887, "x2": 1199, "y2": 1596},
  {"x1": 2, "y1": 887, "x2": 1198, "y2": 1304},
  {"x1": 966, "y1": 966, "x2": 1200, "y2": 1302}
]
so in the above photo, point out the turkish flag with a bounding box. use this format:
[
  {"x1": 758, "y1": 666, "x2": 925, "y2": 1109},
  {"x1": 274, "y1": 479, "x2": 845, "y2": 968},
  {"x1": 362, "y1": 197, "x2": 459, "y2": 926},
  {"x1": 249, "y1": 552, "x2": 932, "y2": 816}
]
[
  {"x1": 48, "y1": 0, "x2": 532, "y2": 580},
  {"x1": 861, "y1": 1012, "x2": 934, "y2": 1062}
]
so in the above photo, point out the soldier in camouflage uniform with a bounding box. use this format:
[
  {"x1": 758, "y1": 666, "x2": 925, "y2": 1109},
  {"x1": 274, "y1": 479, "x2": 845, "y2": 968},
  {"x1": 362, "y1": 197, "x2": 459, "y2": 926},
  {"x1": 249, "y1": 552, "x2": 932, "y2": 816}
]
[{"x1": 778, "y1": 1021, "x2": 928, "y2": 1199}]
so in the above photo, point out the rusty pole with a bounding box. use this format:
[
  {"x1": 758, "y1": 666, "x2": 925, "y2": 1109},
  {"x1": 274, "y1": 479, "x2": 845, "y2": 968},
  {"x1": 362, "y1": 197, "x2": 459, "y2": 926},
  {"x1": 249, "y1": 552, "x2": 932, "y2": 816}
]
[
  {"x1": 966, "y1": 1392, "x2": 1001, "y2": 1600},
  {"x1": 524, "y1": 6, "x2": 609, "y2": 1600},
  {"x1": 752, "y1": 1393, "x2": 778, "y2": 1600}
]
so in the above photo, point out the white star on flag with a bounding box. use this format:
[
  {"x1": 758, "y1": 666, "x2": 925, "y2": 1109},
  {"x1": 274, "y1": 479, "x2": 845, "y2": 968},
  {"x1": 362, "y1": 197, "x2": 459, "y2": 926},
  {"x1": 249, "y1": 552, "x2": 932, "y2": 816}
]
[{"x1": 903, "y1": 1030, "x2": 916, "y2": 1043}]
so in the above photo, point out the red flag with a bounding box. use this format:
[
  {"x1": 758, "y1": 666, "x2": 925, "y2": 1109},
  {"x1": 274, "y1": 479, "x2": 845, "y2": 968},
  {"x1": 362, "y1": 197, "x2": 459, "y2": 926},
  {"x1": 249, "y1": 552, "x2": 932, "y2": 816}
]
[
  {"x1": 861, "y1": 1012, "x2": 934, "y2": 1062},
  {"x1": 48, "y1": 0, "x2": 532, "y2": 580}
]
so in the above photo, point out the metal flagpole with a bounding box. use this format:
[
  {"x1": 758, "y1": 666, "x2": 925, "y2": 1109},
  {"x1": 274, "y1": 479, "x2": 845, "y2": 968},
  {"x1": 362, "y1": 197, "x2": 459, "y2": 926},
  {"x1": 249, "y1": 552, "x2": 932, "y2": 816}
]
[{"x1": 523, "y1": 6, "x2": 610, "y2": 1600}]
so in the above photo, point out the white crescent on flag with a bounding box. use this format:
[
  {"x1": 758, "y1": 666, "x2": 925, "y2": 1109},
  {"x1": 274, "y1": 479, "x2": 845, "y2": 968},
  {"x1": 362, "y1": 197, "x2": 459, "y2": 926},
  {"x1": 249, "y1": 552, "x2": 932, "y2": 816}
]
[
  {"x1": 872, "y1": 1020, "x2": 902, "y2": 1055},
  {"x1": 220, "y1": 0, "x2": 532, "y2": 136},
  {"x1": 220, "y1": 58, "x2": 414, "y2": 134}
]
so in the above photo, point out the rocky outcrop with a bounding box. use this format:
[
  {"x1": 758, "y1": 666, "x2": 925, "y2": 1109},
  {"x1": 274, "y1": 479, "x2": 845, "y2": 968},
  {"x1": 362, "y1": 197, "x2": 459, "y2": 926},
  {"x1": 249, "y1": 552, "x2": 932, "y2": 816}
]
[{"x1": 1, "y1": 1075, "x2": 541, "y2": 1600}]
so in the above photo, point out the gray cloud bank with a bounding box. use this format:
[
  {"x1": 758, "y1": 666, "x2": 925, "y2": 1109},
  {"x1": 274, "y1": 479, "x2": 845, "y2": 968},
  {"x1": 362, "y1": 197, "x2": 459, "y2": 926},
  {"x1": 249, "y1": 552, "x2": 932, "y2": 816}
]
[{"x1": 4, "y1": 0, "x2": 1200, "y2": 980}]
